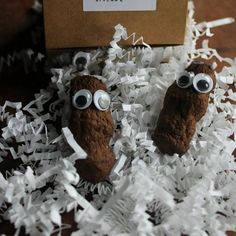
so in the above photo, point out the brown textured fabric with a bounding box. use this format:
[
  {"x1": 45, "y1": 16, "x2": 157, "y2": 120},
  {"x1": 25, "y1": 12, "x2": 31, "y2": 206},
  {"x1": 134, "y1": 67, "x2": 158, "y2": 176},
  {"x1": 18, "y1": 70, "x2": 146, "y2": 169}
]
[
  {"x1": 69, "y1": 75, "x2": 115, "y2": 183},
  {"x1": 153, "y1": 62, "x2": 216, "y2": 156}
]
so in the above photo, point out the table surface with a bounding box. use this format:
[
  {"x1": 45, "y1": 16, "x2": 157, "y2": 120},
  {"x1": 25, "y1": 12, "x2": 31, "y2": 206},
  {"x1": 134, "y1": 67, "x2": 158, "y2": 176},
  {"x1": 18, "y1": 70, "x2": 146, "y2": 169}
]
[
  {"x1": 195, "y1": 0, "x2": 236, "y2": 59},
  {"x1": 0, "y1": 0, "x2": 236, "y2": 235}
]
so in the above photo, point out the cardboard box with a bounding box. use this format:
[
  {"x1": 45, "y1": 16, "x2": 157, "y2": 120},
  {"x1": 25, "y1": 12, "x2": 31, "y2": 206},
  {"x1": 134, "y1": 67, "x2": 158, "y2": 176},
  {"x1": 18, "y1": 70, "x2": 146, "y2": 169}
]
[{"x1": 43, "y1": 0, "x2": 188, "y2": 49}]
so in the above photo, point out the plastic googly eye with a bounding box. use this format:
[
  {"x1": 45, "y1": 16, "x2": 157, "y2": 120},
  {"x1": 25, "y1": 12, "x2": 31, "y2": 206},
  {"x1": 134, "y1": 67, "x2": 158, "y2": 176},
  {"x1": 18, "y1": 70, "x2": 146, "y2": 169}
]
[
  {"x1": 176, "y1": 71, "x2": 194, "y2": 89},
  {"x1": 193, "y1": 73, "x2": 213, "y2": 93},
  {"x1": 73, "y1": 52, "x2": 90, "y2": 72},
  {"x1": 93, "y1": 90, "x2": 111, "y2": 111},
  {"x1": 73, "y1": 89, "x2": 92, "y2": 110}
]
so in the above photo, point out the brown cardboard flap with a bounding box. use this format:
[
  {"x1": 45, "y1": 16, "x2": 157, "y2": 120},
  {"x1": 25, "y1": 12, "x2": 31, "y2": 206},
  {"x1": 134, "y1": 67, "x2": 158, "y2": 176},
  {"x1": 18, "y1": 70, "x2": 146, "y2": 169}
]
[{"x1": 43, "y1": 0, "x2": 188, "y2": 49}]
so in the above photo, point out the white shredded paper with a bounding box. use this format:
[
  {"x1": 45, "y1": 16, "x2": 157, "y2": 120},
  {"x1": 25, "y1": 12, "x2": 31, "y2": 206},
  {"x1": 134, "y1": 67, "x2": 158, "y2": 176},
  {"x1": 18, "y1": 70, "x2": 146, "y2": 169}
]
[{"x1": 0, "y1": 2, "x2": 236, "y2": 236}]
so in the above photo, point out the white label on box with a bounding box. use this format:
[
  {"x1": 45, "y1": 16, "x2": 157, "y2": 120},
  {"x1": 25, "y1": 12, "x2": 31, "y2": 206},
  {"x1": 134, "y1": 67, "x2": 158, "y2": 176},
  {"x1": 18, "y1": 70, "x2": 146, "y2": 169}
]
[{"x1": 83, "y1": 0, "x2": 157, "y2": 12}]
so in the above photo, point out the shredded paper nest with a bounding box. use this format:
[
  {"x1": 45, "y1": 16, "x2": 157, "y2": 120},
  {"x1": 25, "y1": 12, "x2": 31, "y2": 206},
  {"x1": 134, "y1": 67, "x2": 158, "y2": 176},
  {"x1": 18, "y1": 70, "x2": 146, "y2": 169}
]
[{"x1": 1, "y1": 2, "x2": 236, "y2": 236}]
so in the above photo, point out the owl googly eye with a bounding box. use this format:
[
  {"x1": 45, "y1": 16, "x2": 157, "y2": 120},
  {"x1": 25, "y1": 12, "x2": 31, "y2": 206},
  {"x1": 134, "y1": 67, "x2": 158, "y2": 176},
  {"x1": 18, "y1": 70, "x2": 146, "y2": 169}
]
[
  {"x1": 73, "y1": 52, "x2": 90, "y2": 72},
  {"x1": 93, "y1": 90, "x2": 111, "y2": 111},
  {"x1": 176, "y1": 71, "x2": 194, "y2": 88},
  {"x1": 73, "y1": 89, "x2": 92, "y2": 110},
  {"x1": 193, "y1": 73, "x2": 213, "y2": 93}
]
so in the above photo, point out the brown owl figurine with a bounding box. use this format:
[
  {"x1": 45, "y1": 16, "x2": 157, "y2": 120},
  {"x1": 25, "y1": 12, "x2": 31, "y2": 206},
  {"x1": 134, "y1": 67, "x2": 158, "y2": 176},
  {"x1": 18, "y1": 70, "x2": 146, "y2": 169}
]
[
  {"x1": 153, "y1": 61, "x2": 216, "y2": 156},
  {"x1": 69, "y1": 75, "x2": 115, "y2": 183}
]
